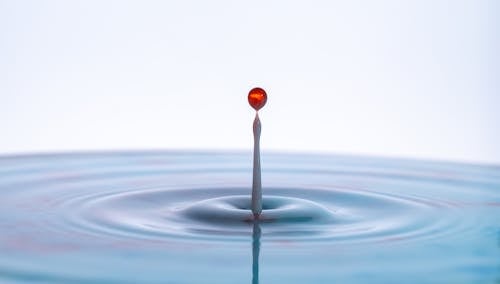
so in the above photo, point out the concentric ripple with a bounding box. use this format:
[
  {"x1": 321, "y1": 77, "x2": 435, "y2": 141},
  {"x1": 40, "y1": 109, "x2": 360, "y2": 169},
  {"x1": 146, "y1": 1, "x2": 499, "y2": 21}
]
[
  {"x1": 0, "y1": 151, "x2": 496, "y2": 245},
  {"x1": 0, "y1": 151, "x2": 499, "y2": 283},
  {"x1": 58, "y1": 185, "x2": 462, "y2": 243}
]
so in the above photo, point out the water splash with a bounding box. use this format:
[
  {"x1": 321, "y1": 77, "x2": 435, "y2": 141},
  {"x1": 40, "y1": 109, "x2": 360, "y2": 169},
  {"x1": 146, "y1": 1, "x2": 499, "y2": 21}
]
[{"x1": 248, "y1": 86, "x2": 267, "y2": 217}]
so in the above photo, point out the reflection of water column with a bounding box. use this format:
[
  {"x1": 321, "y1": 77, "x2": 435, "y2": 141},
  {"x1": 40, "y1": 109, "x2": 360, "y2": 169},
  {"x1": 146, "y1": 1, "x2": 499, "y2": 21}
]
[
  {"x1": 252, "y1": 222, "x2": 261, "y2": 284},
  {"x1": 497, "y1": 231, "x2": 500, "y2": 283},
  {"x1": 252, "y1": 114, "x2": 262, "y2": 218}
]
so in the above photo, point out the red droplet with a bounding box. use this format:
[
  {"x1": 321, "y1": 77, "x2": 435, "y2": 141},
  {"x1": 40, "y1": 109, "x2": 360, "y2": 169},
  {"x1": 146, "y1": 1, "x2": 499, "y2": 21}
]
[{"x1": 248, "y1": 87, "x2": 267, "y2": 111}]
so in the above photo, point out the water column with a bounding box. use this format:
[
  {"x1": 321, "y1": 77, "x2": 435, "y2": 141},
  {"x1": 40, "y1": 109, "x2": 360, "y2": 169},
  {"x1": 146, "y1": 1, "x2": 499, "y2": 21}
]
[{"x1": 248, "y1": 87, "x2": 268, "y2": 218}]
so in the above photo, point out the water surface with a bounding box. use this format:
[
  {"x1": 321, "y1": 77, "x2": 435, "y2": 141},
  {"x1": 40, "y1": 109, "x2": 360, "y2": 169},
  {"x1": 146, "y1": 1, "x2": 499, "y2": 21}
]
[{"x1": 0, "y1": 151, "x2": 499, "y2": 283}]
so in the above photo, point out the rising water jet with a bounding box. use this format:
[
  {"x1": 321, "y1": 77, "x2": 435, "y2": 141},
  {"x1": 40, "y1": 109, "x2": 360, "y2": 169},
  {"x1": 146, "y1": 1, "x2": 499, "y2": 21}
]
[{"x1": 248, "y1": 87, "x2": 267, "y2": 218}]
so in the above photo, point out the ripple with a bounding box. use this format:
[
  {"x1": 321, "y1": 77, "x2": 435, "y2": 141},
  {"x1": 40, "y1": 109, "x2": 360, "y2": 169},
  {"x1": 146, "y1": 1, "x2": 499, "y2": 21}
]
[
  {"x1": 56, "y1": 185, "x2": 464, "y2": 243},
  {"x1": 181, "y1": 195, "x2": 336, "y2": 224},
  {"x1": 1, "y1": 152, "x2": 499, "y2": 283}
]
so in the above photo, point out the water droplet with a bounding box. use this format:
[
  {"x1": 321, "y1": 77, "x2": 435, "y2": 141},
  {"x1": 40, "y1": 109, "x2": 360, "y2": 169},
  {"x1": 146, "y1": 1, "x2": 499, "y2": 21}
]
[{"x1": 248, "y1": 87, "x2": 267, "y2": 111}]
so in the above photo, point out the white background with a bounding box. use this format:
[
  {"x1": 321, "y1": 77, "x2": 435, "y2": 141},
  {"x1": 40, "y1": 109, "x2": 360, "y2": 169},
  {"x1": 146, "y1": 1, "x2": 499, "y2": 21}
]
[{"x1": 1, "y1": 0, "x2": 498, "y2": 164}]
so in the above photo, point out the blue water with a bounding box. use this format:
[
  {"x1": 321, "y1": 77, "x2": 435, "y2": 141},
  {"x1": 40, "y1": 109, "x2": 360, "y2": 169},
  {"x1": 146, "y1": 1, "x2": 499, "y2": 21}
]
[{"x1": 0, "y1": 151, "x2": 499, "y2": 283}]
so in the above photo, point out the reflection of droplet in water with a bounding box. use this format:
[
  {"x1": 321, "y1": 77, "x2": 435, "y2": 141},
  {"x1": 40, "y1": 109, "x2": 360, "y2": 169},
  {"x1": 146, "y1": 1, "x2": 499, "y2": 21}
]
[{"x1": 248, "y1": 87, "x2": 267, "y2": 111}]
